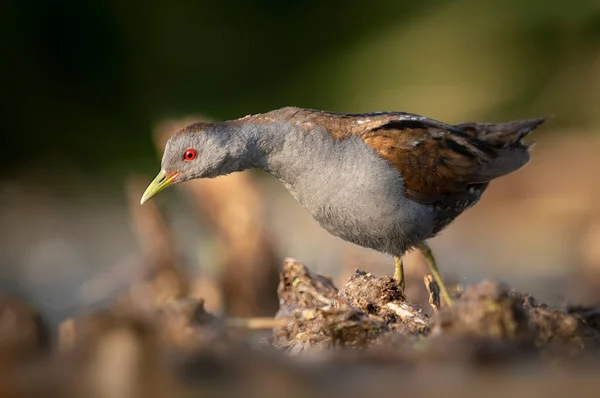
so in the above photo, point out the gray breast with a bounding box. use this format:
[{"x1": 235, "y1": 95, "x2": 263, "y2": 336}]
[{"x1": 265, "y1": 128, "x2": 436, "y2": 256}]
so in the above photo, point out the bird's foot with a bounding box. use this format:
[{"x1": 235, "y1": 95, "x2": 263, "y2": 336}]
[{"x1": 394, "y1": 256, "x2": 405, "y2": 290}]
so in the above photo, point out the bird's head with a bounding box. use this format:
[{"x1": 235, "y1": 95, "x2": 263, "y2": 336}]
[{"x1": 140, "y1": 122, "x2": 245, "y2": 204}]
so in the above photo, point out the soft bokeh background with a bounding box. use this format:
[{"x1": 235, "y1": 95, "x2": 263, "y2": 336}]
[{"x1": 2, "y1": 0, "x2": 600, "y2": 326}]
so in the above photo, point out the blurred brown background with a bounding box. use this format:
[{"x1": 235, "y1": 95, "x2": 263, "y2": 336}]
[{"x1": 1, "y1": 0, "x2": 600, "y2": 327}]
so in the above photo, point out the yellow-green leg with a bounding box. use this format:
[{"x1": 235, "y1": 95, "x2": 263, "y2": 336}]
[
  {"x1": 417, "y1": 241, "x2": 452, "y2": 307},
  {"x1": 394, "y1": 256, "x2": 404, "y2": 289}
]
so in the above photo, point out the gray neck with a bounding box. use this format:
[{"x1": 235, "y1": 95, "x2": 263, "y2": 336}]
[
  {"x1": 233, "y1": 117, "x2": 385, "y2": 208},
  {"x1": 233, "y1": 118, "x2": 334, "y2": 185}
]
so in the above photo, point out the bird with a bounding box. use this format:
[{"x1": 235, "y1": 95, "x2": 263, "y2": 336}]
[{"x1": 141, "y1": 107, "x2": 548, "y2": 307}]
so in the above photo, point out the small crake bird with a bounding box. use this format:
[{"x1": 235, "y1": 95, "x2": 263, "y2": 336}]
[{"x1": 141, "y1": 107, "x2": 547, "y2": 306}]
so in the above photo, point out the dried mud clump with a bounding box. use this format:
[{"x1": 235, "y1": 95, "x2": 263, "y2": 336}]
[
  {"x1": 338, "y1": 270, "x2": 429, "y2": 335},
  {"x1": 273, "y1": 259, "x2": 387, "y2": 352},
  {"x1": 433, "y1": 281, "x2": 599, "y2": 350},
  {"x1": 433, "y1": 282, "x2": 531, "y2": 339},
  {"x1": 517, "y1": 295, "x2": 600, "y2": 348},
  {"x1": 568, "y1": 306, "x2": 600, "y2": 336}
]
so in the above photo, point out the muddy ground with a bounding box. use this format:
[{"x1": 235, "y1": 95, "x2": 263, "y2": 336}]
[{"x1": 2, "y1": 257, "x2": 600, "y2": 398}]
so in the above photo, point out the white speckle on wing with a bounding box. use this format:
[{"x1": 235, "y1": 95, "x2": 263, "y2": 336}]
[
  {"x1": 412, "y1": 140, "x2": 422, "y2": 147},
  {"x1": 357, "y1": 119, "x2": 371, "y2": 125}
]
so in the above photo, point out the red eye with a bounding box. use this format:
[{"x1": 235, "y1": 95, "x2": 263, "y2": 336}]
[{"x1": 183, "y1": 149, "x2": 197, "y2": 161}]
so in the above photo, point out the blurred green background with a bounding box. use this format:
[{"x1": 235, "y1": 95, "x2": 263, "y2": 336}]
[
  {"x1": 3, "y1": 0, "x2": 599, "y2": 175},
  {"x1": 2, "y1": 0, "x2": 600, "y2": 324}
]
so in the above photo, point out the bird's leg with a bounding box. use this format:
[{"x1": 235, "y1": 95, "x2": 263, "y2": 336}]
[
  {"x1": 416, "y1": 241, "x2": 452, "y2": 307},
  {"x1": 394, "y1": 256, "x2": 405, "y2": 289}
]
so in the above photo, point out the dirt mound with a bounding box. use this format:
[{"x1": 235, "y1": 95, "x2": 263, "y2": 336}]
[
  {"x1": 273, "y1": 259, "x2": 600, "y2": 361},
  {"x1": 3, "y1": 259, "x2": 600, "y2": 398}
]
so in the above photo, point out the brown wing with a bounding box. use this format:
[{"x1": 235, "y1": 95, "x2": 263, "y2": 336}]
[
  {"x1": 359, "y1": 116, "x2": 545, "y2": 204},
  {"x1": 359, "y1": 119, "x2": 505, "y2": 203}
]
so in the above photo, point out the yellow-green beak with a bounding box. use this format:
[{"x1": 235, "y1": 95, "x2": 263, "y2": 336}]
[{"x1": 140, "y1": 170, "x2": 180, "y2": 205}]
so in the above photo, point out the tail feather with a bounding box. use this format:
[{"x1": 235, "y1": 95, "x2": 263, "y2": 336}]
[
  {"x1": 456, "y1": 116, "x2": 549, "y2": 149},
  {"x1": 457, "y1": 116, "x2": 549, "y2": 183}
]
